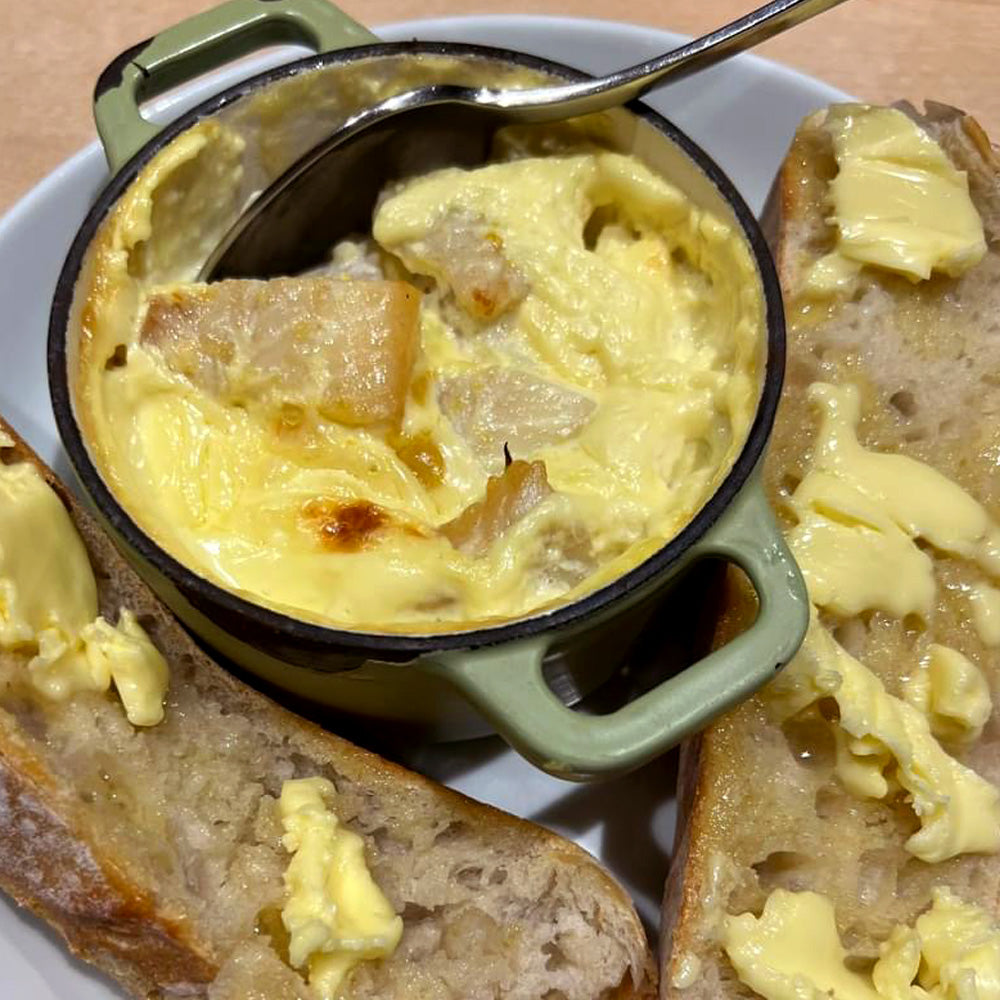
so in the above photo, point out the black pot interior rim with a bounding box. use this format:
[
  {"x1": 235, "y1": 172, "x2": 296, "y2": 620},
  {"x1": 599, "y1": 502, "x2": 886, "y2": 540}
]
[{"x1": 49, "y1": 38, "x2": 786, "y2": 658}]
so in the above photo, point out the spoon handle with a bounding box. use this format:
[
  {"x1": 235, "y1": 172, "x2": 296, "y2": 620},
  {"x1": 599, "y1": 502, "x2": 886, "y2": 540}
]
[{"x1": 492, "y1": 0, "x2": 852, "y2": 121}]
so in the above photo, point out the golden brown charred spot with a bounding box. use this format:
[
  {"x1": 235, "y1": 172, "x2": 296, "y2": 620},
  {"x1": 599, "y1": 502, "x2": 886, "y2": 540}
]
[
  {"x1": 442, "y1": 459, "x2": 551, "y2": 556},
  {"x1": 391, "y1": 431, "x2": 445, "y2": 489},
  {"x1": 302, "y1": 498, "x2": 389, "y2": 552}
]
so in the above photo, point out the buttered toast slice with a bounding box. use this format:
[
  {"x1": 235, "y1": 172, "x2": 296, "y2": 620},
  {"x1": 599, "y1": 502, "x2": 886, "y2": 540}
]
[
  {"x1": 660, "y1": 102, "x2": 1000, "y2": 997},
  {"x1": 0, "y1": 418, "x2": 654, "y2": 1000}
]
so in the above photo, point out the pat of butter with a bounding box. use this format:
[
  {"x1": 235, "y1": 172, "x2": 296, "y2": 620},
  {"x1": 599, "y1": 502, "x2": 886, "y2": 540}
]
[
  {"x1": 970, "y1": 583, "x2": 1000, "y2": 647},
  {"x1": 786, "y1": 383, "x2": 1000, "y2": 619},
  {"x1": 917, "y1": 888, "x2": 1000, "y2": 999},
  {"x1": 723, "y1": 888, "x2": 1000, "y2": 1000},
  {"x1": 819, "y1": 105, "x2": 986, "y2": 283},
  {"x1": 0, "y1": 450, "x2": 97, "y2": 646},
  {"x1": 0, "y1": 453, "x2": 168, "y2": 726},
  {"x1": 767, "y1": 609, "x2": 1000, "y2": 863},
  {"x1": 723, "y1": 890, "x2": 878, "y2": 1000},
  {"x1": 670, "y1": 952, "x2": 703, "y2": 990},
  {"x1": 279, "y1": 777, "x2": 402, "y2": 1000},
  {"x1": 904, "y1": 644, "x2": 992, "y2": 745}
]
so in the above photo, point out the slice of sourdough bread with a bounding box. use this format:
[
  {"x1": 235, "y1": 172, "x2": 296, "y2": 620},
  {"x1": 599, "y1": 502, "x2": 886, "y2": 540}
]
[
  {"x1": 0, "y1": 418, "x2": 655, "y2": 1000},
  {"x1": 660, "y1": 102, "x2": 1000, "y2": 996}
]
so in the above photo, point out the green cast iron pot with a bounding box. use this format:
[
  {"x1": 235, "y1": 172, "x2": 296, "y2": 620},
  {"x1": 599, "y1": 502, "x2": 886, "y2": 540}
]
[{"x1": 48, "y1": 0, "x2": 809, "y2": 780}]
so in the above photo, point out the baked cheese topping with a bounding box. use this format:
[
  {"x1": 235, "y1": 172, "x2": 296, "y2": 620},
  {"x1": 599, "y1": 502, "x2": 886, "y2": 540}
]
[
  {"x1": 723, "y1": 888, "x2": 1000, "y2": 1000},
  {"x1": 805, "y1": 104, "x2": 987, "y2": 291},
  {"x1": 278, "y1": 777, "x2": 402, "y2": 999},
  {"x1": 78, "y1": 126, "x2": 763, "y2": 632},
  {"x1": 0, "y1": 440, "x2": 168, "y2": 726}
]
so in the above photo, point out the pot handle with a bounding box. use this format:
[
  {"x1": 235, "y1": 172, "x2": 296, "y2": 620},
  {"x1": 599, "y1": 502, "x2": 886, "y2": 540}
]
[
  {"x1": 93, "y1": 0, "x2": 377, "y2": 173},
  {"x1": 422, "y1": 480, "x2": 809, "y2": 781}
]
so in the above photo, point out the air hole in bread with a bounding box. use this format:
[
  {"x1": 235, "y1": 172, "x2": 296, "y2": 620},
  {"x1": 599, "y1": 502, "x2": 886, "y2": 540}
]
[
  {"x1": 814, "y1": 784, "x2": 844, "y2": 820},
  {"x1": 104, "y1": 344, "x2": 128, "y2": 370},
  {"x1": 857, "y1": 848, "x2": 899, "y2": 908},
  {"x1": 782, "y1": 711, "x2": 836, "y2": 770},
  {"x1": 254, "y1": 905, "x2": 291, "y2": 966},
  {"x1": 895, "y1": 855, "x2": 933, "y2": 908},
  {"x1": 888, "y1": 390, "x2": 917, "y2": 418},
  {"x1": 542, "y1": 991, "x2": 569, "y2": 1000},
  {"x1": 817, "y1": 696, "x2": 841, "y2": 723},
  {"x1": 542, "y1": 941, "x2": 570, "y2": 972},
  {"x1": 433, "y1": 819, "x2": 469, "y2": 845},
  {"x1": 135, "y1": 613, "x2": 158, "y2": 635},
  {"x1": 489, "y1": 868, "x2": 508, "y2": 886},
  {"x1": 442, "y1": 906, "x2": 504, "y2": 959},
  {"x1": 833, "y1": 617, "x2": 868, "y2": 657},
  {"x1": 844, "y1": 954, "x2": 878, "y2": 975},
  {"x1": 454, "y1": 865, "x2": 483, "y2": 889},
  {"x1": 751, "y1": 851, "x2": 813, "y2": 894}
]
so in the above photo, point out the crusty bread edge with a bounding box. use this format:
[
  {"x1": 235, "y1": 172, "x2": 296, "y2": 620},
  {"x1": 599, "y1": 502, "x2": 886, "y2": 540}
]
[
  {"x1": 0, "y1": 417, "x2": 656, "y2": 999},
  {"x1": 658, "y1": 100, "x2": 1000, "y2": 996}
]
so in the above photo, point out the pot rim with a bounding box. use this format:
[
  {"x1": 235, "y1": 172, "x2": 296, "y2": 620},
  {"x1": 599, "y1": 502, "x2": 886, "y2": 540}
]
[{"x1": 48, "y1": 39, "x2": 785, "y2": 658}]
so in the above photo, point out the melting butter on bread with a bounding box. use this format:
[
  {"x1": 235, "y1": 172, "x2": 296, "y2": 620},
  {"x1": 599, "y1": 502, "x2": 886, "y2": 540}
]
[
  {"x1": 0, "y1": 417, "x2": 654, "y2": 1000},
  {"x1": 660, "y1": 102, "x2": 1000, "y2": 998}
]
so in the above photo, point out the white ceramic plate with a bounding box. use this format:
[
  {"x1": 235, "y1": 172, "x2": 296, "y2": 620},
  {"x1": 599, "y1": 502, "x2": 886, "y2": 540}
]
[{"x1": 0, "y1": 15, "x2": 848, "y2": 996}]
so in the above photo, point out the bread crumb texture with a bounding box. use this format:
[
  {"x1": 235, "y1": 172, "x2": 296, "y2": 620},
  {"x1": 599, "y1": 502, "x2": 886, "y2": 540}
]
[
  {"x1": 662, "y1": 104, "x2": 1000, "y2": 999},
  {"x1": 0, "y1": 431, "x2": 653, "y2": 1000}
]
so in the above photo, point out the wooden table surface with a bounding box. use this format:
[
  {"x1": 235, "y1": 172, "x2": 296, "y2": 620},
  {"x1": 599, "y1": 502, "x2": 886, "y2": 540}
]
[{"x1": 0, "y1": 0, "x2": 995, "y2": 215}]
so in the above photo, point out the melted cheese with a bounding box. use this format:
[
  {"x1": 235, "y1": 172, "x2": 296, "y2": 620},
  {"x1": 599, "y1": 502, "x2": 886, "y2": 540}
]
[
  {"x1": 805, "y1": 105, "x2": 986, "y2": 290},
  {"x1": 786, "y1": 383, "x2": 1000, "y2": 618},
  {"x1": 767, "y1": 609, "x2": 1000, "y2": 863},
  {"x1": 278, "y1": 777, "x2": 402, "y2": 999},
  {"x1": 0, "y1": 448, "x2": 167, "y2": 726},
  {"x1": 80, "y1": 131, "x2": 763, "y2": 632},
  {"x1": 723, "y1": 889, "x2": 1000, "y2": 1000},
  {"x1": 904, "y1": 644, "x2": 992, "y2": 745}
]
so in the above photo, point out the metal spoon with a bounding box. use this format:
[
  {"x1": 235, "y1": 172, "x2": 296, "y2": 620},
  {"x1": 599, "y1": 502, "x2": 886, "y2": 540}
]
[{"x1": 203, "y1": 0, "x2": 849, "y2": 281}]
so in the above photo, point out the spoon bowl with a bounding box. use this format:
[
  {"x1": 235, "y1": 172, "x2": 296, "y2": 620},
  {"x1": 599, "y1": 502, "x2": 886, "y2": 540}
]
[{"x1": 203, "y1": 0, "x2": 850, "y2": 280}]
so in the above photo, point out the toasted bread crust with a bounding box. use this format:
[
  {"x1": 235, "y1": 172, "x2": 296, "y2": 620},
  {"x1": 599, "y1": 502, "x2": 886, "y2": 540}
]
[
  {"x1": 660, "y1": 102, "x2": 1000, "y2": 997},
  {"x1": 0, "y1": 418, "x2": 655, "y2": 999}
]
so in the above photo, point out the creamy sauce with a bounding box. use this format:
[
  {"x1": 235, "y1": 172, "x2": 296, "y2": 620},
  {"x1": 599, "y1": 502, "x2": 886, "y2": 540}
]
[{"x1": 77, "y1": 124, "x2": 762, "y2": 632}]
